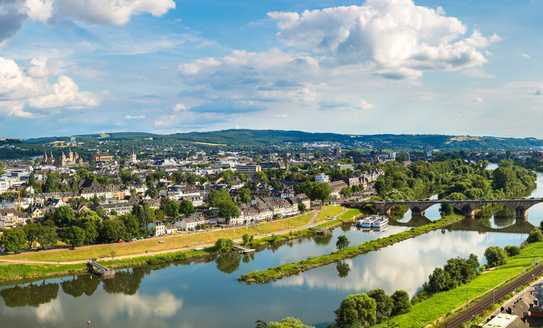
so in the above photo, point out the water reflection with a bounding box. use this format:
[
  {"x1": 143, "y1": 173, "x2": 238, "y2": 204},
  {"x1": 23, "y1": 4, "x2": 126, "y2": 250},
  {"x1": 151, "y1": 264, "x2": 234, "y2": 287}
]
[
  {"x1": 0, "y1": 219, "x2": 532, "y2": 328},
  {"x1": 275, "y1": 229, "x2": 527, "y2": 296}
]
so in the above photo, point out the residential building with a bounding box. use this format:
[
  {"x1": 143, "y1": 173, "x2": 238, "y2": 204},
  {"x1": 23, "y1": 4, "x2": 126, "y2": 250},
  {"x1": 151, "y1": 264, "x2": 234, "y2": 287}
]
[
  {"x1": 0, "y1": 209, "x2": 28, "y2": 229},
  {"x1": 315, "y1": 173, "x2": 330, "y2": 183}
]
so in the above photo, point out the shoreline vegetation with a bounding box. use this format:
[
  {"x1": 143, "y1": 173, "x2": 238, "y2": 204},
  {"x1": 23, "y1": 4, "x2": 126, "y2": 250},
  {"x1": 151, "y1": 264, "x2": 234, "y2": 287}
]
[
  {"x1": 376, "y1": 237, "x2": 543, "y2": 328},
  {"x1": 239, "y1": 214, "x2": 463, "y2": 284},
  {"x1": 0, "y1": 206, "x2": 360, "y2": 284}
]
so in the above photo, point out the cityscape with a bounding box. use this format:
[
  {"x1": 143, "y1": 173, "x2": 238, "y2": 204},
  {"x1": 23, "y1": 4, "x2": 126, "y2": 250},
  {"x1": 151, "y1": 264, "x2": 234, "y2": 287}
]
[{"x1": 1, "y1": 1, "x2": 543, "y2": 328}]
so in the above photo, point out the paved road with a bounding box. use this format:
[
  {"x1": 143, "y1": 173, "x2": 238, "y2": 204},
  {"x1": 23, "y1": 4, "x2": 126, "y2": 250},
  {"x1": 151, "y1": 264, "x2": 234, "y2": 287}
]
[{"x1": 445, "y1": 264, "x2": 543, "y2": 328}]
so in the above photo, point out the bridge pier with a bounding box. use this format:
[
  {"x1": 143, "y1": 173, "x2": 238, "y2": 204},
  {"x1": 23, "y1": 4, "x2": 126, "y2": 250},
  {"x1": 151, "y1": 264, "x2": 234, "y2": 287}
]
[{"x1": 515, "y1": 207, "x2": 529, "y2": 222}]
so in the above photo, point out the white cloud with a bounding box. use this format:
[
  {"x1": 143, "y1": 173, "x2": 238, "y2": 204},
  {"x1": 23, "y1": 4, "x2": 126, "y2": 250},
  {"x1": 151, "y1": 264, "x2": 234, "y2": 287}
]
[
  {"x1": 0, "y1": 0, "x2": 176, "y2": 43},
  {"x1": 268, "y1": 0, "x2": 499, "y2": 79},
  {"x1": 125, "y1": 114, "x2": 146, "y2": 120},
  {"x1": 173, "y1": 102, "x2": 189, "y2": 112},
  {"x1": 521, "y1": 53, "x2": 532, "y2": 60},
  {"x1": 359, "y1": 99, "x2": 374, "y2": 110},
  {"x1": 55, "y1": 0, "x2": 176, "y2": 26},
  {"x1": 473, "y1": 96, "x2": 484, "y2": 104},
  {"x1": 0, "y1": 56, "x2": 99, "y2": 117}
]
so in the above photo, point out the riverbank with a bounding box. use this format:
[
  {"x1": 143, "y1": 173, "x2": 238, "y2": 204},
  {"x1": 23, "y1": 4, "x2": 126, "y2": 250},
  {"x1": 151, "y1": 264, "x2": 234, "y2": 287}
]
[
  {"x1": 0, "y1": 206, "x2": 361, "y2": 284},
  {"x1": 376, "y1": 239, "x2": 543, "y2": 328},
  {"x1": 239, "y1": 214, "x2": 463, "y2": 284}
]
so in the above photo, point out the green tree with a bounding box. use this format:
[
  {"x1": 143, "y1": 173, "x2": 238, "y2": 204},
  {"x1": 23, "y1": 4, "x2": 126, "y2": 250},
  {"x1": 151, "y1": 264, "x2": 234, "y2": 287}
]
[
  {"x1": 209, "y1": 190, "x2": 241, "y2": 219},
  {"x1": 336, "y1": 235, "x2": 350, "y2": 250},
  {"x1": 310, "y1": 183, "x2": 332, "y2": 202},
  {"x1": 64, "y1": 226, "x2": 86, "y2": 248},
  {"x1": 215, "y1": 238, "x2": 234, "y2": 253},
  {"x1": 336, "y1": 261, "x2": 351, "y2": 278},
  {"x1": 367, "y1": 289, "x2": 393, "y2": 323},
  {"x1": 160, "y1": 198, "x2": 180, "y2": 218},
  {"x1": 484, "y1": 246, "x2": 507, "y2": 268},
  {"x1": 391, "y1": 290, "x2": 411, "y2": 315},
  {"x1": 242, "y1": 234, "x2": 254, "y2": 246},
  {"x1": 99, "y1": 219, "x2": 127, "y2": 243},
  {"x1": 179, "y1": 199, "x2": 196, "y2": 216},
  {"x1": 1, "y1": 227, "x2": 27, "y2": 252},
  {"x1": 267, "y1": 317, "x2": 310, "y2": 328},
  {"x1": 527, "y1": 229, "x2": 543, "y2": 243},
  {"x1": 239, "y1": 188, "x2": 252, "y2": 204},
  {"x1": 504, "y1": 245, "x2": 520, "y2": 257},
  {"x1": 335, "y1": 293, "x2": 377, "y2": 328}
]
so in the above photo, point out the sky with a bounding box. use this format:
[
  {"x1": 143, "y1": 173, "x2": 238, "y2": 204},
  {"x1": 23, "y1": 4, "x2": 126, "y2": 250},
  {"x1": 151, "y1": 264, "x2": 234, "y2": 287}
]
[{"x1": 0, "y1": 0, "x2": 542, "y2": 139}]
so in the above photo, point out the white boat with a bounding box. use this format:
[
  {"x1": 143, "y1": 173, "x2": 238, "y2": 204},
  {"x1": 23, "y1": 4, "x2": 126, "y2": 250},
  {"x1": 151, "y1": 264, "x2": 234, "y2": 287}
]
[{"x1": 356, "y1": 215, "x2": 389, "y2": 230}]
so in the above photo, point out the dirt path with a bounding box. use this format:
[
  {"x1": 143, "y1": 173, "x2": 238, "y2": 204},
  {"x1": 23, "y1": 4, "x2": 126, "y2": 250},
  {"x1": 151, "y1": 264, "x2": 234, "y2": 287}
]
[{"x1": 0, "y1": 208, "x2": 352, "y2": 266}]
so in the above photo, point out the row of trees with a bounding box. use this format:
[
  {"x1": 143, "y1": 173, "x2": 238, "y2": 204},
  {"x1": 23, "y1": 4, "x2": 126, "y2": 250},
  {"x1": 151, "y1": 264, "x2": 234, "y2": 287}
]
[
  {"x1": 334, "y1": 289, "x2": 411, "y2": 327},
  {"x1": 422, "y1": 254, "x2": 480, "y2": 295}
]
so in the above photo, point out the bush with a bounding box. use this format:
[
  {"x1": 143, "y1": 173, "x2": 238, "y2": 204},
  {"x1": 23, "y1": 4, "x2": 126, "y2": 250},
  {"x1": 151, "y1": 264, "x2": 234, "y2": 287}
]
[
  {"x1": 335, "y1": 293, "x2": 377, "y2": 328},
  {"x1": 368, "y1": 289, "x2": 393, "y2": 323},
  {"x1": 504, "y1": 245, "x2": 520, "y2": 257},
  {"x1": 484, "y1": 246, "x2": 507, "y2": 268},
  {"x1": 391, "y1": 290, "x2": 411, "y2": 316},
  {"x1": 214, "y1": 238, "x2": 234, "y2": 253},
  {"x1": 527, "y1": 229, "x2": 543, "y2": 244}
]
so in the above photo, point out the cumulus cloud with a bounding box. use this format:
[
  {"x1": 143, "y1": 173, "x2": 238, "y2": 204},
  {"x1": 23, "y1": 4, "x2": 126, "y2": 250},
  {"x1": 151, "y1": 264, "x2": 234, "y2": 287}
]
[
  {"x1": 268, "y1": 0, "x2": 500, "y2": 79},
  {"x1": 0, "y1": 0, "x2": 175, "y2": 42},
  {"x1": 0, "y1": 56, "x2": 99, "y2": 117}
]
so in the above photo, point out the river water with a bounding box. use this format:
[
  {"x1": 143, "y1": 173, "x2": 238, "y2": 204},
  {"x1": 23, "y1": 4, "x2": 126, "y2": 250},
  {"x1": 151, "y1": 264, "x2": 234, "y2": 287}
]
[{"x1": 1, "y1": 172, "x2": 542, "y2": 328}]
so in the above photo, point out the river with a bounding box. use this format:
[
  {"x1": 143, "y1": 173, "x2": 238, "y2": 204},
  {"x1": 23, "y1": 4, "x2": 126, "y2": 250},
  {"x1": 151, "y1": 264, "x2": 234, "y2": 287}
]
[{"x1": 1, "y1": 172, "x2": 542, "y2": 328}]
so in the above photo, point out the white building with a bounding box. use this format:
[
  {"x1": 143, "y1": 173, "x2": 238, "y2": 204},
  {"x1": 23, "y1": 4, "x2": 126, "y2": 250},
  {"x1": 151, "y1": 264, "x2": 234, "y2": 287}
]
[
  {"x1": 315, "y1": 173, "x2": 330, "y2": 183},
  {"x1": 0, "y1": 209, "x2": 28, "y2": 229}
]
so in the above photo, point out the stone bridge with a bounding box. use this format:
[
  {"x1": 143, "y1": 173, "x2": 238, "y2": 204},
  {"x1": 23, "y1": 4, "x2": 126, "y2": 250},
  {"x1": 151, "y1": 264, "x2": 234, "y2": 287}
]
[{"x1": 347, "y1": 198, "x2": 543, "y2": 220}]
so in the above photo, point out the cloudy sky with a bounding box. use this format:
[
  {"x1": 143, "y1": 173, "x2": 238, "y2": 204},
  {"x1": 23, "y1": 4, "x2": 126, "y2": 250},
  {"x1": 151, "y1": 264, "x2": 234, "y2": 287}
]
[{"x1": 0, "y1": 0, "x2": 542, "y2": 138}]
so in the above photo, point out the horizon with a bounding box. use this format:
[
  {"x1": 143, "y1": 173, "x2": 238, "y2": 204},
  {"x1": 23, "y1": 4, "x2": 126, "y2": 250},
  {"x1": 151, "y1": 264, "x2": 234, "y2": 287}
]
[
  {"x1": 0, "y1": 0, "x2": 542, "y2": 138},
  {"x1": 5, "y1": 128, "x2": 543, "y2": 142}
]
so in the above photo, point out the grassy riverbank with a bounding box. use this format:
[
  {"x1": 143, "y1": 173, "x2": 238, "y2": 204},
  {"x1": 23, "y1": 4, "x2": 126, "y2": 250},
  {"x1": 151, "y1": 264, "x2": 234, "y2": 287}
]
[
  {"x1": 0, "y1": 206, "x2": 360, "y2": 284},
  {"x1": 239, "y1": 214, "x2": 463, "y2": 284},
  {"x1": 376, "y1": 240, "x2": 543, "y2": 328}
]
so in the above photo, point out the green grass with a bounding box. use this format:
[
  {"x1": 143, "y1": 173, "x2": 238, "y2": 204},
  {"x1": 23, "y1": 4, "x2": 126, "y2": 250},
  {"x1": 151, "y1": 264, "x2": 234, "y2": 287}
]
[
  {"x1": 0, "y1": 207, "x2": 362, "y2": 284},
  {"x1": 377, "y1": 241, "x2": 543, "y2": 328},
  {"x1": 239, "y1": 214, "x2": 463, "y2": 284}
]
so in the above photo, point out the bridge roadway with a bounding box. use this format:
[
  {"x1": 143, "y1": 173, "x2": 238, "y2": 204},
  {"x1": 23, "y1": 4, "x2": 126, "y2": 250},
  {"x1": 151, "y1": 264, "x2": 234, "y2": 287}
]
[{"x1": 347, "y1": 198, "x2": 543, "y2": 220}]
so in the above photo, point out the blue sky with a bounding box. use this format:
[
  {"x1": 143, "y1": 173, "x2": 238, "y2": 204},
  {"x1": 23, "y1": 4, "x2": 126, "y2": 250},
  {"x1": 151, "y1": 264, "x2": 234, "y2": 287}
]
[{"x1": 0, "y1": 0, "x2": 542, "y2": 138}]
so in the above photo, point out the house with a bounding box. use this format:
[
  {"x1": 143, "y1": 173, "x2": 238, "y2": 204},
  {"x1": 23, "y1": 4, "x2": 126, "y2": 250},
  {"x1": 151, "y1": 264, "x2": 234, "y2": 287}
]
[
  {"x1": 99, "y1": 201, "x2": 134, "y2": 216},
  {"x1": 147, "y1": 222, "x2": 166, "y2": 237},
  {"x1": 295, "y1": 193, "x2": 311, "y2": 210},
  {"x1": 315, "y1": 173, "x2": 330, "y2": 183},
  {"x1": 236, "y1": 164, "x2": 262, "y2": 177},
  {"x1": 482, "y1": 314, "x2": 524, "y2": 328},
  {"x1": 0, "y1": 209, "x2": 29, "y2": 229},
  {"x1": 262, "y1": 197, "x2": 299, "y2": 218},
  {"x1": 175, "y1": 214, "x2": 208, "y2": 231},
  {"x1": 329, "y1": 180, "x2": 348, "y2": 199},
  {"x1": 80, "y1": 182, "x2": 120, "y2": 200}
]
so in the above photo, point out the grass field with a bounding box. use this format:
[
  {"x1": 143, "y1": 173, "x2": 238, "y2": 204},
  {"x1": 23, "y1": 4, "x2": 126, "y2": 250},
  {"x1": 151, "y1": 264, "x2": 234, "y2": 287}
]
[
  {"x1": 378, "y1": 240, "x2": 543, "y2": 328},
  {"x1": 0, "y1": 210, "x2": 325, "y2": 263},
  {"x1": 0, "y1": 206, "x2": 356, "y2": 283},
  {"x1": 239, "y1": 214, "x2": 463, "y2": 284}
]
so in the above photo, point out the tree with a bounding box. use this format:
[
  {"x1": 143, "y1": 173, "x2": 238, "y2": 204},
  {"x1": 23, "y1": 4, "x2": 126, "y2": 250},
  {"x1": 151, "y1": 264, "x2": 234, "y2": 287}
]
[
  {"x1": 64, "y1": 226, "x2": 86, "y2": 248},
  {"x1": 336, "y1": 261, "x2": 351, "y2": 278},
  {"x1": 215, "y1": 238, "x2": 234, "y2": 253},
  {"x1": 335, "y1": 293, "x2": 377, "y2": 328},
  {"x1": 179, "y1": 199, "x2": 195, "y2": 216},
  {"x1": 209, "y1": 189, "x2": 241, "y2": 220},
  {"x1": 391, "y1": 290, "x2": 411, "y2": 316},
  {"x1": 121, "y1": 214, "x2": 142, "y2": 239},
  {"x1": 310, "y1": 183, "x2": 332, "y2": 202},
  {"x1": 267, "y1": 317, "x2": 310, "y2": 328},
  {"x1": 298, "y1": 202, "x2": 306, "y2": 213},
  {"x1": 367, "y1": 289, "x2": 393, "y2": 323},
  {"x1": 425, "y1": 268, "x2": 451, "y2": 293},
  {"x1": 504, "y1": 245, "x2": 520, "y2": 257},
  {"x1": 239, "y1": 188, "x2": 252, "y2": 204},
  {"x1": 1, "y1": 228, "x2": 27, "y2": 253},
  {"x1": 527, "y1": 229, "x2": 543, "y2": 243},
  {"x1": 99, "y1": 219, "x2": 127, "y2": 243},
  {"x1": 242, "y1": 234, "x2": 254, "y2": 246},
  {"x1": 161, "y1": 198, "x2": 180, "y2": 218},
  {"x1": 336, "y1": 235, "x2": 350, "y2": 250},
  {"x1": 484, "y1": 246, "x2": 507, "y2": 268},
  {"x1": 36, "y1": 223, "x2": 58, "y2": 249}
]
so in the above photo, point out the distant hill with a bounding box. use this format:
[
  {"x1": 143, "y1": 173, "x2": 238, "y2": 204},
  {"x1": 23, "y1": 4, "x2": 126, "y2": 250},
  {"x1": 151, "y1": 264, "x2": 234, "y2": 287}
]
[{"x1": 20, "y1": 129, "x2": 543, "y2": 151}]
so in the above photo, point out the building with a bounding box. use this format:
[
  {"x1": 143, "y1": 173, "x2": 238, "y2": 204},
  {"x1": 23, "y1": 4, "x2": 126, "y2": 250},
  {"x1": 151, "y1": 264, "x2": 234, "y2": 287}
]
[
  {"x1": 175, "y1": 214, "x2": 208, "y2": 231},
  {"x1": 0, "y1": 209, "x2": 28, "y2": 229},
  {"x1": 236, "y1": 164, "x2": 262, "y2": 176},
  {"x1": 99, "y1": 201, "x2": 134, "y2": 216},
  {"x1": 42, "y1": 150, "x2": 84, "y2": 167},
  {"x1": 483, "y1": 314, "x2": 524, "y2": 328},
  {"x1": 330, "y1": 180, "x2": 348, "y2": 199},
  {"x1": 92, "y1": 153, "x2": 114, "y2": 163},
  {"x1": 315, "y1": 173, "x2": 330, "y2": 183},
  {"x1": 147, "y1": 222, "x2": 166, "y2": 237},
  {"x1": 130, "y1": 148, "x2": 138, "y2": 164}
]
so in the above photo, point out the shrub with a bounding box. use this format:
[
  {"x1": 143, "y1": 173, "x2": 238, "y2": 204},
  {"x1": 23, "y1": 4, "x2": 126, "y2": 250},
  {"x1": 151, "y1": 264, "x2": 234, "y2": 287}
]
[
  {"x1": 335, "y1": 293, "x2": 377, "y2": 328},
  {"x1": 504, "y1": 245, "x2": 520, "y2": 257},
  {"x1": 391, "y1": 290, "x2": 411, "y2": 316},
  {"x1": 484, "y1": 246, "x2": 507, "y2": 268},
  {"x1": 527, "y1": 229, "x2": 543, "y2": 244}
]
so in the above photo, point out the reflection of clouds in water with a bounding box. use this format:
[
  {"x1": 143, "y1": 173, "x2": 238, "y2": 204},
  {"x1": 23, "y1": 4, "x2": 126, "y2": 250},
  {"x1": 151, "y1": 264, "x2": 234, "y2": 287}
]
[
  {"x1": 275, "y1": 231, "x2": 490, "y2": 295},
  {"x1": 35, "y1": 299, "x2": 63, "y2": 322},
  {"x1": 99, "y1": 292, "x2": 183, "y2": 321},
  {"x1": 14, "y1": 291, "x2": 183, "y2": 325}
]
